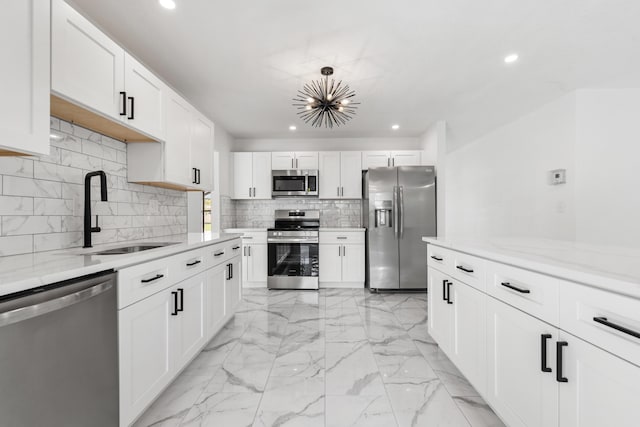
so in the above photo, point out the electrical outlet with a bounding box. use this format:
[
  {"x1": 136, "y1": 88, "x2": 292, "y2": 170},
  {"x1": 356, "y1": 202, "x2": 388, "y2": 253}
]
[{"x1": 550, "y1": 169, "x2": 566, "y2": 185}]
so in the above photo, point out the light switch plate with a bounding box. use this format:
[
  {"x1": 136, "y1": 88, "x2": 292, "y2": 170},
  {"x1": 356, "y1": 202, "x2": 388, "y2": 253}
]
[{"x1": 550, "y1": 169, "x2": 567, "y2": 185}]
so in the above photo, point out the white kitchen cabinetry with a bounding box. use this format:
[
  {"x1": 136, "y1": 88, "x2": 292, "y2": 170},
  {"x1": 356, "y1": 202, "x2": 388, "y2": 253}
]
[
  {"x1": 319, "y1": 231, "x2": 365, "y2": 287},
  {"x1": 485, "y1": 296, "x2": 559, "y2": 427},
  {"x1": 242, "y1": 243, "x2": 268, "y2": 287},
  {"x1": 0, "y1": 0, "x2": 50, "y2": 156},
  {"x1": 232, "y1": 152, "x2": 272, "y2": 199},
  {"x1": 271, "y1": 152, "x2": 318, "y2": 170},
  {"x1": 361, "y1": 151, "x2": 422, "y2": 169},
  {"x1": 123, "y1": 53, "x2": 165, "y2": 140},
  {"x1": 190, "y1": 111, "x2": 215, "y2": 190},
  {"x1": 119, "y1": 240, "x2": 242, "y2": 426},
  {"x1": 558, "y1": 331, "x2": 640, "y2": 427},
  {"x1": 319, "y1": 152, "x2": 362, "y2": 199}
]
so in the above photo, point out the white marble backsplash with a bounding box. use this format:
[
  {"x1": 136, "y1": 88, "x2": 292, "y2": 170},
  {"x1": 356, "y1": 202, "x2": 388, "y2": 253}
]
[
  {"x1": 0, "y1": 118, "x2": 187, "y2": 256},
  {"x1": 231, "y1": 199, "x2": 362, "y2": 228},
  {"x1": 220, "y1": 195, "x2": 236, "y2": 231}
]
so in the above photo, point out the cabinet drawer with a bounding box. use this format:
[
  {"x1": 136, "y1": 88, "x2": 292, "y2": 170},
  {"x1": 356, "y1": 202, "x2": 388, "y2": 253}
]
[
  {"x1": 450, "y1": 251, "x2": 485, "y2": 291},
  {"x1": 239, "y1": 231, "x2": 267, "y2": 244},
  {"x1": 118, "y1": 258, "x2": 174, "y2": 309},
  {"x1": 225, "y1": 239, "x2": 243, "y2": 260},
  {"x1": 560, "y1": 282, "x2": 640, "y2": 367},
  {"x1": 208, "y1": 242, "x2": 231, "y2": 267},
  {"x1": 171, "y1": 248, "x2": 207, "y2": 283},
  {"x1": 320, "y1": 231, "x2": 365, "y2": 244},
  {"x1": 427, "y1": 245, "x2": 452, "y2": 273},
  {"x1": 486, "y1": 260, "x2": 559, "y2": 325}
]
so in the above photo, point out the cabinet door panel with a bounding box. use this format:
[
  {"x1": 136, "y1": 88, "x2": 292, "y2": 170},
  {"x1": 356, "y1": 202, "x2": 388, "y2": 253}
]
[
  {"x1": 341, "y1": 244, "x2": 365, "y2": 283},
  {"x1": 451, "y1": 281, "x2": 486, "y2": 393},
  {"x1": 391, "y1": 151, "x2": 421, "y2": 166},
  {"x1": 362, "y1": 151, "x2": 390, "y2": 169},
  {"x1": 319, "y1": 151, "x2": 341, "y2": 199},
  {"x1": 225, "y1": 259, "x2": 242, "y2": 314},
  {"x1": 340, "y1": 152, "x2": 363, "y2": 199},
  {"x1": 191, "y1": 113, "x2": 214, "y2": 190},
  {"x1": 248, "y1": 244, "x2": 268, "y2": 283},
  {"x1": 164, "y1": 91, "x2": 192, "y2": 186},
  {"x1": 233, "y1": 153, "x2": 253, "y2": 199},
  {"x1": 124, "y1": 53, "x2": 164, "y2": 139},
  {"x1": 252, "y1": 152, "x2": 272, "y2": 199},
  {"x1": 271, "y1": 152, "x2": 294, "y2": 170},
  {"x1": 0, "y1": 0, "x2": 50, "y2": 155},
  {"x1": 559, "y1": 332, "x2": 640, "y2": 427},
  {"x1": 319, "y1": 244, "x2": 342, "y2": 283},
  {"x1": 206, "y1": 264, "x2": 227, "y2": 339},
  {"x1": 295, "y1": 152, "x2": 319, "y2": 169},
  {"x1": 486, "y1": 297, "x2": 558, "y2": 427},
  {"x1": 118, "y1": 290, "x2": 172, "y2": 427},
  {"x1": 52, "y1": 0, "x2": 124, "y2": 120},
  {"x1": 173, "y1": 275, "x2": 206, "y2": 369},
  {"x1": 427, "y1": 267, "x2": 452, "y2": 352}
]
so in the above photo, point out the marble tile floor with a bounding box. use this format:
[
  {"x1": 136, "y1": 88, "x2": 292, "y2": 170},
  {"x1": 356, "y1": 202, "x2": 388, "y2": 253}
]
[{"x1": 134, "y1": 289, "x2": 505, "y2": 427}]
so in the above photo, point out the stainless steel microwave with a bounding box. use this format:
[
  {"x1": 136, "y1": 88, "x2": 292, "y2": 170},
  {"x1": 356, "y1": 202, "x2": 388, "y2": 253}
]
[{"x1": 272, "y1": 170, "x2": 318, "y2": 197}]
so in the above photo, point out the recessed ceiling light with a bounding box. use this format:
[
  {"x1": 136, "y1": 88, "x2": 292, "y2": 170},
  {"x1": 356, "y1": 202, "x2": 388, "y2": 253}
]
[
  {"x1": 391, "y1": 124, "x2": 400, "y2": 130},
  {"x1": 504, "y1": 53, "x2": 519, "y2": 64},
  {"x1": 159, "y1": 0, "x2": 176, "y2": 10},
  {"x1": 289, "y1": 125, "x2": 297, "y2": 131}
]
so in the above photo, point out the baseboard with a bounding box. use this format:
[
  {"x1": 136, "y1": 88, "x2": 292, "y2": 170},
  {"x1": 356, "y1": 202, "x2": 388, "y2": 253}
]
[{"x1": 319, "y1": 282, "x2": 364, "y2": 289}]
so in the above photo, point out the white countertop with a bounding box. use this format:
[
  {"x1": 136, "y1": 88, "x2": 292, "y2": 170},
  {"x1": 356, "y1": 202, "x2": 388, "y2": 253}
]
[
  {"x1": 423, "y1": 236, "x2": 640, "y2": 299},
  {"x1": 224, "y1": 228, "x2": 267, "y2": 232},
  {"x1": 320, "y1": 228, "x2": 366, "y2": 232},
  {"x1": 224, "y1": 228, "x2": 365, "y2": 232},
  {"x1": 0, "y1": 233, "x2": 242, "y2": 298}
]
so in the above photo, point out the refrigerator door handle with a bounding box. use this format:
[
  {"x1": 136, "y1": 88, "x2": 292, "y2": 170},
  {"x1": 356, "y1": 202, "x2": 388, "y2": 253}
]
[
  {"x1": 399, "y1": 186, "x2": 404, "y2": 238},
  {"x1": 393, "y1": 186, "x2": 399, "y2": 238}
]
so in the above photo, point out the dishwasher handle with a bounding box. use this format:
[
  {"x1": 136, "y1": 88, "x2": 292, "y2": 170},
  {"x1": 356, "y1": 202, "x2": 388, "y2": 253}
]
[{"x1": 0, "y1": 281, "x2": 113, "y2": 328}]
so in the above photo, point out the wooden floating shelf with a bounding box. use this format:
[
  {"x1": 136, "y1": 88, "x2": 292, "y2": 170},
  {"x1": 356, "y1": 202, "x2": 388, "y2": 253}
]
[
  {"x1": 0, "y1": 148, "x2": 28, "y2": 156},
  {"x1": 50, "y1": 94, "x2": 158, "y2": 143}
]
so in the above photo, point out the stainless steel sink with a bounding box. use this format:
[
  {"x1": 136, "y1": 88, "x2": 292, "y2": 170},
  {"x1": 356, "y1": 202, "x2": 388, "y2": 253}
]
[{"x1": 89, "y1": 242, "x2": 178, "y2": 255}]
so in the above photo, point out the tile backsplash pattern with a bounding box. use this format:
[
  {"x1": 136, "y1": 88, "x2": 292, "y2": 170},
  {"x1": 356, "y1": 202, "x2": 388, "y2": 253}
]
[
  {"x1": 220, "y1": 195, "x2": 236, "y2": 230},
  {"x1": 0, "y1": 118, "x2": 187, "y2": 256},
  {"x1": 231, "y1": 199, "x2": 362, "y2": 228}
]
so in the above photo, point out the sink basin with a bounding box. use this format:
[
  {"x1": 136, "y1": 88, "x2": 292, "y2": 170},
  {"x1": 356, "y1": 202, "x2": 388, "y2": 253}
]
[{"x1": 89, "y1": 242, "x2": 178, "y2": 255}]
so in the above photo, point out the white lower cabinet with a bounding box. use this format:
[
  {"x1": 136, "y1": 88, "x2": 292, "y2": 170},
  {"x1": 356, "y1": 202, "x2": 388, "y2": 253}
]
[
  {"x1": 485, "y1": 296, "x2": 559, "y2": 427},
  {"x1": 319, "y1": 243, "x2": 365, "y2": 287},
  {"x1": 242, "y1": 243, "x2": 268, "y2": 286},
  {"x1": 558, "y1": 332, "x2": 640, "y2": 427},
  {"x1": 427, "y1": 267, "x2": 452, "y2": 350},
  {"x1": 119, "y1": 241, "x2": 242, "y2": 426}
]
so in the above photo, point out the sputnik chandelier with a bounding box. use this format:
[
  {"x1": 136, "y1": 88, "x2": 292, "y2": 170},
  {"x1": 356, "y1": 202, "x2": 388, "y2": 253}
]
[{"x1": 293, "y1": 66, "x2": 360, "y2": 128}]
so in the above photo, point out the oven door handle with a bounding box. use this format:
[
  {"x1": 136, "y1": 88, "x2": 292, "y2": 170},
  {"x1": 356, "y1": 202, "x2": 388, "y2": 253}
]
[{"x1": 267, "y1": 238, "x2": 319, "y2": 244}]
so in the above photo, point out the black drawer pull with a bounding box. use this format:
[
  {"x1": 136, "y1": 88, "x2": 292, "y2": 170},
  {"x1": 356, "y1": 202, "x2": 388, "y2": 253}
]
[
  {"x1": 593, "y1": 317, "x2": 640, "y2": 339},
  {"x1": 141, "y1": 274, "x2": 164, "y2": 283},
  {"x1": 446, "y1": 281, "x2": 453, "y2": 304},
  {"x1": 177, "y1": 288, "x2": 184, "y2": 312},
  {"x1": 442, "y1": 279, "x2": 448, "y2": 301},
  {"x1": 171, "y1": 291, "x2": 179, "y2": 316},
  {"x1": 456, "y1": 265, "x2": 474, "y2": 273},
  {"x1": 430, "y1": 255, "x2": 443, "y2": 261},
  {"x1": 186, "y1": 260, "x2": 201, "y2": 267},
  {"x1": 541, "y1": 334, "x2": 552, "y2": 373},
  {"x1": 232, "y1": 246, "x2": 240, "y2": 250},
  {"x1": 214, "y1": 251, "x2": 225, "y2": 257},
  {"x1": 501, "y1": 282, "x2": 531, "y2": 294},
  {"x1": 556, "y1": 341, "x2": 568, "y2": 383}
]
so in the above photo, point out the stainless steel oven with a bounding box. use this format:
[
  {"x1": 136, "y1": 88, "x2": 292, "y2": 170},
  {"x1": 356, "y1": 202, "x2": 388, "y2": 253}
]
[
  {"x1": 267, "y1": 210, "x2": 320, "y2": 290},
  {"x1": 272, "y1": 170, "x2": 318, "y2": 197}
]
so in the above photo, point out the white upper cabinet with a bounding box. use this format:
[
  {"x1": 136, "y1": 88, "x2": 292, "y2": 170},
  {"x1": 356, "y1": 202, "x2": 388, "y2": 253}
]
[
  {"x1": 52, "y1": 0, "x2": 124, "y2": 122},
  {"x1": 123, "y1": 53, "x2": 165, "y2": 139},
  {"x1": 232, "y1": 152, "x2": 272, "y2": 199},
  {"x1": 271, "y1": 152, "x2": 318, "y2": 170},
  {"x1": 0, "y1": 0, "x2": 50, "y2": 156},
  {"x1": 163, "y1": 90, "x2": 193, "y2": 187},
  {"x1": 190, "y1": 112, "x2": 214, "y2": 191},
  {"x1": 361, "y1": 150, "x2": 423, "y2": 169},
  {"x1": 319, "y1": 152, "x2": 362, "y2": 199}
]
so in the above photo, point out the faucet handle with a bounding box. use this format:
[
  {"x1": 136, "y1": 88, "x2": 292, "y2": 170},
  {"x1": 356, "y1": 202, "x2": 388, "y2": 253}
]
[{"x1": 91, "y1": 215, "x2": 102, "y2": 233}]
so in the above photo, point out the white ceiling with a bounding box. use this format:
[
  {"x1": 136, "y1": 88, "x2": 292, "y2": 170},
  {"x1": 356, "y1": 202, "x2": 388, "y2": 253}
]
[{"x1": 70, "y1": 0, "x2": 640, "y2": 147}]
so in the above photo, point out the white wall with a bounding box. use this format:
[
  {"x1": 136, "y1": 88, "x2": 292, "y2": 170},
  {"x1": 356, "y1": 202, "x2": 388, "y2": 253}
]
[
  {"x1": 420, "y1": 121, "x2": 446, "y2": 236},
  {"x1": 575, "y1": 89, "x2": 640, "y2": 247},
  {"x1": 445, "y1": 93, "x2": 577, "y2": 240},
  {"x1": 233, "y1": 136, "x2": 422, "y2": 152}
]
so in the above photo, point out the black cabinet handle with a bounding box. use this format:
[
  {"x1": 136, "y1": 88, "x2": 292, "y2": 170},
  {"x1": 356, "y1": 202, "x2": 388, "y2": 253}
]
[
  {"x1": 446, "y1": 281, "x2": 453, "y2": 304},
  {"x1": 442, "y1": 279, "x2": 448, "y2": 301},
  {"x1": 230, "y1": 263, "x2": 233, "y2": 279},
  {"x1": 232, "y1": 246, "x2": 240, "y2": 250},
  {"x1": 141, "y1": 274, "x2": 164, "y2": 283},
  {"x1": 171, "y1": 291, "x2": 179, "y2": 316},
  {"x1": 127, "y1": 96, "x2": 135, "y2": 120},
  {"x1": 192, "y1": 168, "x2": 198, "y2": 184},
  {"x1": 186, "y1": 260, "x2": 201, "y2": 267},
  {"x1": 593, "y1": 317, "x2": 640, "y2": 339},
  {"x1": 177, "y1": 288, "x2": 184, "y2": 312},
  {"x1": 556, "y1": 341, "x2": 568, "y2": 383},
  {"x1": 501, "y1": 282, "x2": 531, "y2": 294},
  {"x1": 226, "y1": 263, "x2": 232, "y2": 280},
  {"x1": 456, "y1": 265, "x2": 474, "y2": 273},
  {"x1": 214, "y1": 251, "x2": 225, "y2": 257},
  {"x1": 541, "y1": 334, "x2": 552, "y2": 373},
  {"x1": 430, "y1": 255, "x2": 443, "y2": 261},
  {"x1": 197, "y1": 169, "x2": 201, "y2": 184},
  {"x1": 119, "y1": 91, "x2": 127, "y2": 116}
]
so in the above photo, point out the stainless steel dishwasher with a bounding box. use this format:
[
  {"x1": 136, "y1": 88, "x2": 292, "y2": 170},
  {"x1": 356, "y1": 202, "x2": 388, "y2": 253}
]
[{"x1": 0, "y1": 270, "x2": 118, "y2": 427}]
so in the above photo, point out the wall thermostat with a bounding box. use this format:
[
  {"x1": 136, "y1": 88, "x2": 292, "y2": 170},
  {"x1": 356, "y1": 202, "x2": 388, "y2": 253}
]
[{"x1": 550, "y1": 169, "x2": 567, "y2": 185}]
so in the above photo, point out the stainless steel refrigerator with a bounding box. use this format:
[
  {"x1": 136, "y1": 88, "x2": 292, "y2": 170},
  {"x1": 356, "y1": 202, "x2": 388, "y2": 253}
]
[{"x1": 363, "y1": 166, "x2": 436, "y2": 290}]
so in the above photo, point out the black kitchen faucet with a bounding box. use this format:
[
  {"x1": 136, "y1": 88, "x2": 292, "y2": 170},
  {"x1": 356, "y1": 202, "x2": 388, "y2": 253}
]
[{"x1": 83, "y1": 170, "x2": 108, "y2": 248}]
